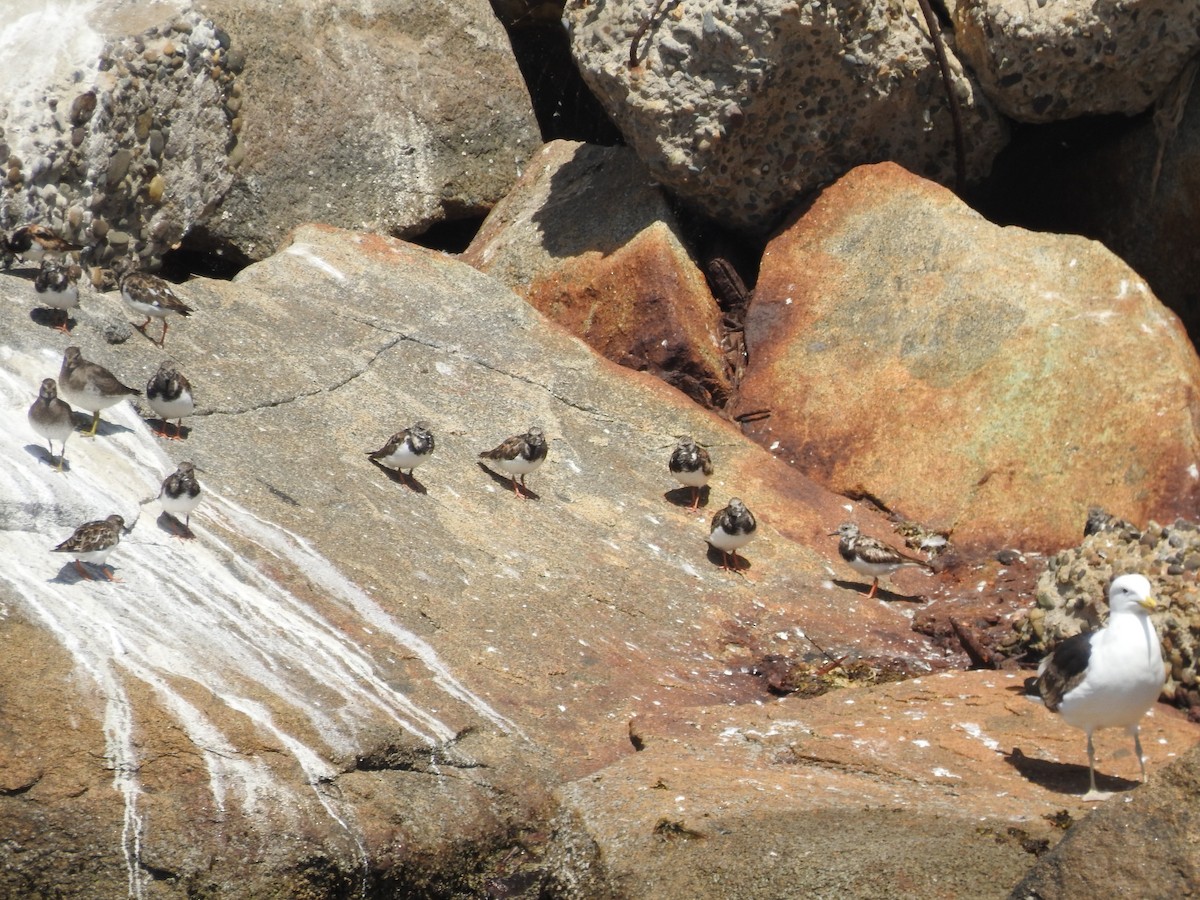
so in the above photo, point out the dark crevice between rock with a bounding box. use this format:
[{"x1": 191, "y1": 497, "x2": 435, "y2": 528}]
[
  {"x1": 162, "y1": 225, "x2": 254, "y2": 282},
  {"x1": 492, "y1": 1, "x2": 624, "y2": 146},
  {"x1": 409, "y1": 214, "x2": 488, "y2": 255}
]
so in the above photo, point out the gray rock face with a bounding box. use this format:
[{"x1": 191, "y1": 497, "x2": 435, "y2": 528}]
[
  {"x1": 564, "y1": 0, "x2": 1007, "y2": 233},
  {"x1": 0, "y1": 2, "x2": 236, "y2": 267},
  {"x1": 5, "y1": 223, "x2": 1197, "y2": 895},
  {"x1": 954, "y1": 0, "x2": 1200, "y2": 123},
  {"x1": 194, "y1": 0, "x2": 542, "y2": 259}
]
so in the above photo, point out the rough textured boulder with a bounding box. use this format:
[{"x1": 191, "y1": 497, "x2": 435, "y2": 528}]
[
  {"x1": 194, "y1": 0, "x2": 541, "y2": 259},
  {"x1": 734, "y1": 162, "x2": 1200, "y2": 553},
  {"x1": 462, "y1": 140, "x2": 732, "y2": 408},
  {"x1": 564, "y1": 0, "x2": 1007, "y2": 233},
  {"x1": 1011, "y1": 741, "x2": 1200, "y2": 899},
  {"x1": 954, "y1": 0, "x2": 1200, "y2": 123},
  {"x1": 5, "y1": 224, "x2": 1196, "y2": 895},
  {"x1": 0, "y1": 3, "x2": 235, "y2": 266}
]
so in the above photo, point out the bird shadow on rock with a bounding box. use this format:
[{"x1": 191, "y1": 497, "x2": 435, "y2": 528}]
[
  {"x1": 368, "y1": 459, "x2": 428, "y2": 495},
  {"x1": 1002, "y1": 746, "x2": 1140, "y2": 797},
  {"x1": 23, "y1": 443, "x2": 71, "y2": 473},
  {"x1": 832, "y1": 578, "x2": 926, "y2": 603},
  {"x1": 664, "y1": 485, "x2": 709, "y2": 510},
  {"x1": 73, "y1": 414, "x2": 136, "y2": 438},
  {"x1": 476, "y1": 462, "x2": 539, "y2": 500},
  {"x1": 145, "y1": 418, "x2": 191, "y2": 441},
  {"x1": 156, "y1": 511, "x2": 196, "y2": 540},
  {"x1": 48, "y1": 562, "x2": 114, "y2": 585},
  {"x1": 706, "y1": 544, "x2": 752, "y2": 574},
  {"x1": 29, "y1": 307, "x2": 74, "y2": 331}
]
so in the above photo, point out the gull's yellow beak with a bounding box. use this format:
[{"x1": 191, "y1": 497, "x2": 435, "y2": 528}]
[{"x1": 1139, "y1": 595, "x2": 1158, "y2": 611}]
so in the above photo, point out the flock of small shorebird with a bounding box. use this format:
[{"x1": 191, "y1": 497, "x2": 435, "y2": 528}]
[{"x1": 12, "y1": 223, "x2": 1170, "y2": 800}]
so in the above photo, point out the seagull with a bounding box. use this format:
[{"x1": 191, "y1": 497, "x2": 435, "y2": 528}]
[
  {"x1": 708, "y1": 497, "x2": 757, "y2": 571},
  {"x1": 27, "y1": 378, "x2": 75, "y2": 471},
  {"x1": 669, "y1": 436, "x2": 713, "y2": 511},
  {"x1": 119, "y1": 268, "x2": 194, "y2": 346},
  {"x1": 52, "y1": 514, "x2": 125, "y2": 581},
  {"x1": 1035, "y1": 573, "x2": 1165, "y2": 800},
  {"x1": 831, "y1": 522, "x2": 933, "y2": 599},
  {"x1": 368, "y1": 421, "x2": 435, "y2": 483},
  {"x1": 145, "y1": 359, "x2": 195, "y2": 440},
  {"x1": 479, "y1": 426, "x2": 548, "y2": 498},
  {"x1": 58, "y1": 346, "x2": 141, "y2": 437}
]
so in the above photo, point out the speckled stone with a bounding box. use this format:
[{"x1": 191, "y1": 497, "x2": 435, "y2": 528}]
[
  {"x1": 565, "y1": 0, "x2": 1008, "y2": 233},
  {"x1": 954, "y1": 0, "x2": 1200, "y2": 122},
  {"x1": 1022, "y1": 517, "x2": 1200, "y2": 708}
]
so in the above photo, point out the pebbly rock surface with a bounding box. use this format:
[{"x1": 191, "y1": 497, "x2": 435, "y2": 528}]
[
  {"x1": 0, "y1": 1, "x2": 236, "y2": 268},
  {"x1": 1010, "y1": 740, "x2": 1200, "y2": 899},
  {"x1": 564, "y1": 0, "x2": 1007, "y2": 233},
  {"x1": 954, "y1": 0, "x2": 1200, "y2": 123},
  {"x1": 734, "y1": 162, "x2": 1200, "y2": 554},
  {"x1": 1011, "y1": 513, "x2": 1200, "y2": 718},
  {"x1": 9, "y1": 224, "x2": 1197, "y2": 896},
  {"x1": 193, "y1": 0, "x2": 542, "y2": 259},
  {"x1": 462, "y1": 140, "x2": 733, "y2": 409}
]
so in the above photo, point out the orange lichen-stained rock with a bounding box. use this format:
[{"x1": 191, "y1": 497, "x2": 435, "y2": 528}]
[
  {"x1": 735, "y1": 162, "x2": 1200, "y2": 552},
  {"x1": 463, "y1": 140, "x2": 731, "y2": 409}
]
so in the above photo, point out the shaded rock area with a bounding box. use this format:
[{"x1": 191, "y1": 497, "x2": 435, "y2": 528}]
[
  {"x1": 954, "y1": 0, "x2": 1200, "y2": 123},
  {"x1": 0, "y1": 2, "x2": 235, "y2": 268},
  {"x1": 462, "y1": 140, "x2": 732, "y2": 409},
  {"x1": 976, "y1": 61, "x2": 1200, "y2": 345},
  {"x1": 734, "y1": 162, "x2": 1200, "y2": 553},
  {"x1": 1011, "y1": 740, "x2": 1200, "y2": 899},
  {"x1": 564, "y1": 0, "x2": 1007, "y2": 233},
  {"x1": 193, "y1": 0, "x2": 541, "y2": 259},
  {"x1": 5, "y1": 225, "x2": 1196, "y2": 896}
]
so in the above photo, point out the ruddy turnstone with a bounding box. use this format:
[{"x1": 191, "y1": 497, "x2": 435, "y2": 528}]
[
  {"x1": 27, "y1": 378, "x2": 75, "y2": 471},
  {"x1": 119, "y1": 267, "x2": 194, "y2": 347},
  {"x1": 145, "y1": 359, "x2": 195, "y2": 440},
  {"x1": 5, "y1": 224, "x2": 82, "y2": 264},
  {"x1": 479, "y1": 426, "x2": 547, "y2": 498},
  {"x1": 33, "y1": 260, "x2": 82, "y2": 332},
  {"x1": 160, "y1": 461, "x2": 202, "y2": 535},
  {"x1": 368, "y1": 421, "x2": 435, "y2": 481},
  {"x1": 52, "y1": 514, "x2": 125, "y2": 581},
  {"x1": 669, "y1": 436, "x2": 713, "y2": 511},
  {"x1": 708, "y1": 497, "x2": 757, "y2": 570},
  {"x1": 831, "y1": 522, "x2": 933, "y2": 599},
  {"x1": 59, "y1": 346, "x2": 141, "y2": 437},
  {"x1": 1035, "y1": 574, "x2": 1165, "y2": 800}
]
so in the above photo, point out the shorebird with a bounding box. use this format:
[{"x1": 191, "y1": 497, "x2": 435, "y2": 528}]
[
  {"x1": 58, "y1": 346, "x2": 140, "y2": 437},
  {"x1": 479, "y1": 426, "x2": 548, "y2": 498},
  {"x1": 831, "y1": 522, "x2": 933, "y2": 599},
  {"x1": 669, "y1": 436, "x2": 713, "y2": 511},
  {"x1": 708, "y1": 497, "x2": 757, "y2": 571}
]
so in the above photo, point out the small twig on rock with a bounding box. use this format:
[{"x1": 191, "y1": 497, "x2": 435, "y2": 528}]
[
  {"x1": 629, "y1": 0, "x2": 670, "y2": 68},
  {"x1": 914, "y1": 0, "x2": 966, "y2": 190},
  {"x1": 950, "y1": 616, "x2": 994, "y2": 668}
]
